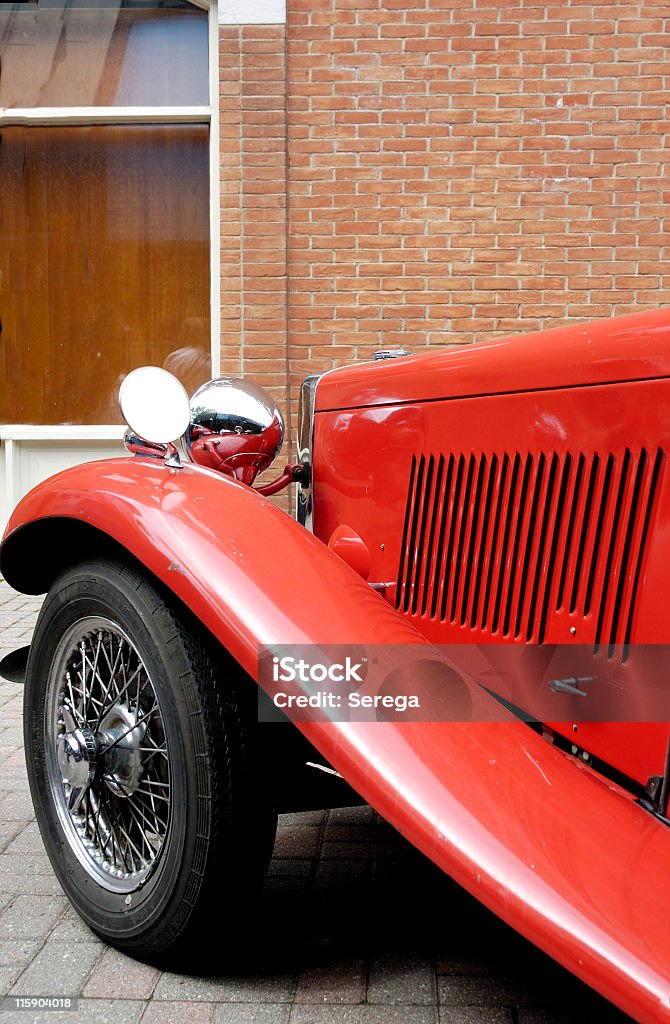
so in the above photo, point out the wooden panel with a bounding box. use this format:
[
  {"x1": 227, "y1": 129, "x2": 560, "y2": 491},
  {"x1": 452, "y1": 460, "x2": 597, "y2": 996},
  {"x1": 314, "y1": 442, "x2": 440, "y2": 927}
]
[{"x1": 0, "y1": 124, "x2": 210, "y2": 424}]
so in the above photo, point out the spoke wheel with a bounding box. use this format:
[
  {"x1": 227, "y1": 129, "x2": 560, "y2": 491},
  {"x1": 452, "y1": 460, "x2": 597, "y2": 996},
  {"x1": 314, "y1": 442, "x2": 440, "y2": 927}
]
[
  {"x1": 24, "y1": 558, "x2": 277, "y2": 962},
  {"x1": 46, "y1": 617, "x2": 171, "y2": 893}
]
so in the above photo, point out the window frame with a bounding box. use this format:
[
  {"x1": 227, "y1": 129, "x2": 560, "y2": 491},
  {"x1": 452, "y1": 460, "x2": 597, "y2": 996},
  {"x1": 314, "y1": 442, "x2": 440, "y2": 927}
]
[
  {"x1": 0, "y1": 0, "x2": 220, "y2": 529},
  {"x1": 0, "y1": 0, "x2": 221, "y2": 410}
]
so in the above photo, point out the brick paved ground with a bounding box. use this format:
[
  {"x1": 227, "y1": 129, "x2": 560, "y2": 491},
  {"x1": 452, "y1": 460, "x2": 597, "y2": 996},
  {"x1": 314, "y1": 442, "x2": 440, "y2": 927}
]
[{"x1": 0, "y1": 577, "x2": 632, "y2": 1024}]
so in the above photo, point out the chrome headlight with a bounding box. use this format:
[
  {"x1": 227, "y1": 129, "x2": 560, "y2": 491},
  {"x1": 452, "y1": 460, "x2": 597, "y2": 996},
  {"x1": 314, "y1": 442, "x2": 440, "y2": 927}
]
[{"x1": 184, "y1": 377, "x2": 284, "y2": 486}]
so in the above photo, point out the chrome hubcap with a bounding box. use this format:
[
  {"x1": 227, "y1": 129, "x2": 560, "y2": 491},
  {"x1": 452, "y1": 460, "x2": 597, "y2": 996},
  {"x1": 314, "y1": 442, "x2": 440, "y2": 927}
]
[
  {"x1": 46, "y1": 618, "x2": 171, "y2": 893},
  {"x1": 57, "y1": 707, "x2": 97, "y2": 813},
  {"x1": 99, "y1": 703, "x2": 147, "y2": 798}
]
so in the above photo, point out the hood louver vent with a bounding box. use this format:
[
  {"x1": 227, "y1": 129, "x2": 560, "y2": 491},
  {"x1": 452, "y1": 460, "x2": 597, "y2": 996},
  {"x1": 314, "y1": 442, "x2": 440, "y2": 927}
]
[{"x1": 396, "y1": 447, "x2": 663, "y2": 655}]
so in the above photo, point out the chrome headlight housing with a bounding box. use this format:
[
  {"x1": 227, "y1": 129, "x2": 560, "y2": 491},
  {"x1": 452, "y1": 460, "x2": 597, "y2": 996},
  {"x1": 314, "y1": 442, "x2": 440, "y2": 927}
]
[{"x1": 184, "y1": 377, "x2": 284, "y2": 486}]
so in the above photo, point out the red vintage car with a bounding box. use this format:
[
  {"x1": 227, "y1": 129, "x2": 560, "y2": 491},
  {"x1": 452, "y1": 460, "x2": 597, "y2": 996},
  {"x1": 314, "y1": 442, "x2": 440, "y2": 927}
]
[{"x1": 1, "y1": 308, "x2": 669, "y2": 1023}]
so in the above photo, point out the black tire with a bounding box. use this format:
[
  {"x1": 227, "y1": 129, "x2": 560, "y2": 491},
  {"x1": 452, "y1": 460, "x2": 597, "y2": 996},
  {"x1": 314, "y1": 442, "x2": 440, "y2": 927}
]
[{"x1": 24, "y1": 557, "x2": 277, "y2": 964}]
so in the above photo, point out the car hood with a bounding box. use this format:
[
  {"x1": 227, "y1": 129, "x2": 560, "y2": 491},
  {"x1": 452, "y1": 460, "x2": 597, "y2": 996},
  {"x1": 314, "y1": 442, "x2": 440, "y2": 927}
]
[{"x1": 315, "y1": 307, "x2": 670, "y2": 412}]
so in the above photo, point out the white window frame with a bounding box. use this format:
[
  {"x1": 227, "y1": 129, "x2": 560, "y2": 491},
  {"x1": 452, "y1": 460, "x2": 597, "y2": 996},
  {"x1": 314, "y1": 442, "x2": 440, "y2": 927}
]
[
  {"x1": 0, "y1": 0, "x2": 221, "y2": 421},
  {"x1": 0, "y1": 0, "x2": 220, "y2": 532}
]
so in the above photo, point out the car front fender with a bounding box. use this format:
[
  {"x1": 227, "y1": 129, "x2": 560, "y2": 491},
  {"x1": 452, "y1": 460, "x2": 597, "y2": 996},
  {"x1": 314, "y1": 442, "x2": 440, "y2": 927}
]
[{"x1": 0, "y1": 457, "x2": 425, "y2": 681}]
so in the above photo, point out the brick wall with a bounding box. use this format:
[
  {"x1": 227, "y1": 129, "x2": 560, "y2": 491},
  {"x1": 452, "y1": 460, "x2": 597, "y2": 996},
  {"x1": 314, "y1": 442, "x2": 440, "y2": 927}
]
[
  {"x1": 219, "y1": 23, "x2": 291, "y2": 449},
  {"x1": 286, "y1": 0, "x2": 670, "y2": 405}
]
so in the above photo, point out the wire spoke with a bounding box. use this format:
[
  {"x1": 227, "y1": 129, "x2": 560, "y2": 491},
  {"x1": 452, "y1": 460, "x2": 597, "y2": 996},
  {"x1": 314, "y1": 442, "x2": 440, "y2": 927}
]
[
  {"x1": 79, "y1": 643, "x2": 88, "y2": 722},
  {"x1": 103, "y1": 774, "x2": 164, "y2": 866},
  {"x1": 98, "y1": 704, "x2": 159, "y2": 755},
  {"x1": 125, "y1": 804, "x2": 161, "y2": 858},
  {"x1": 94, "y1": 634, "x2": 125, "y2": 722},
  {"x1": 107, "y1": 791, "x2": 132, "y2": 872},
  {"x1": 51, "y1": 618, "x2": 171, "y2": 888},
  {"x1": 117, "y1": 819, "x2": 146, "y2": 869},
  {"x1": 94, "y1": 663, "x2": 144, "y2": 729},
  {"x1": 78, "y1": 633, "x2": 109, "y2": 724},
  {"x1": 65, "y1": 672, "x2": 79, "y2": 723},
  {"x1": 133, "y1": 786, "x2": 169, "y2": 802},
  {"x1": 117, "y1": 782, "x2": 168, "y2": 844}
]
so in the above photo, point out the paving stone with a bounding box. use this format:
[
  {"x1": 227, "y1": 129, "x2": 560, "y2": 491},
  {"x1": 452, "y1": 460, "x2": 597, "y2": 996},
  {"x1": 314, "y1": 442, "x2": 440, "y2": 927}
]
[
  {"x1": 516, "y1": 1007, "x2": 631, "y2": 1024},
  {"x1": 326, "y1": 807, "x2": 376, "y2": 824},
  {"x1": 267, "y1": 859, "x2": 313, "y2": 878},
  {"x1": 0, "y1": 724, "x2": 24, "y2": 749},
  {"x1": 9, "y1": 940, "x2": 103, "y2": 996},
  {"x1": 0, "y1": 789, "x2": 34, "y2": 819},
  {"x1": 48, "y1": 909, "x2": 105, "y2": 946},
  {"x1": 319, "y1": 842, "x2": 402, "y2": 860},
  {"x1": 21, "y1": 999, "x2": 145, "y2": 1023},
  {"x1": 0, "y1": 940, "x2": 42, "y2": 973},
  {"x1": 153, "y1": 974, "x2": 296, "y2": 1003},
  {"x1": 0, "y1": 771, "x2": 30, "y2": 791},
  {"x1": 0, "y1": 709, "x2": 20, "y2": 726},
  {"x1": 0, "y1": 687, "x2": 23, "y2": 702},
  {"x1": 278, "y1": 812, "x2": 327, "y2": 827},
  {"x1": 439, "y1": 1011, "x2": 513, "y2": 1024},
  {"x1": 216, "y1": 1006, "x2": 291, "y2": 1024},
  {"x1": 294, "y1": 961, "x2": 365, "y2": 1005},
  {"x1": 0, "y1": 697, "x2": 22, "y2": 720},
  {"x1": 0, "y1": 850, "x2": 56, "y2": 875},
  {"x1": 0, "y1": 944, "x2": 41, "y2": 998},
  {"x1": 367, "y1": 953, "x2": 436, "y2": 1005},
  {"x1": 1, "y1": 747, "x2": 27, "y2": 768},
  {"x1": 0, "y1": 893, "x2": 67, "y2": 940},
  {"x1": 322, "y1": 824, "x2": 397, "y2": 842},
  {"x1": 0, "y1": 643, "x2": 27, "y2": 656},
  {"x1": 272, "y1": 827, "x2": 321, "y2": 859},
  {"x1": 0, "y1": 820, "x2": 23, "y2": 853},
  {"x1": 4, "y1": 820, "x2": 43, "y2": 855},
  {"x1": 313, "y1": 860, "x2": 367, "y2": 887},
  {"x1": 0, "y1": 625, "x2": 32, "y2": 638},
  {"x1": 0, "y1": 875, "x2": 63, "y2": 897},
  {"x1": 142, "y1": 1002, "x2": 218, "y2": 1024},
  {"x1": 0, "y1": 696, "x2": 22, "y2": 713},
  {"x1": 0, "y1": 693, "x2": 20, "y2": 711},
  {"x1": 263, "y1": 876, "x2": 310, "y2": 896},
  {"x1": 0, "y1": 681, "x2": 24, "y2": 696},
  {"x1": 435, "y1": 956, "x2": 492, "y2": 978},
  {"x1": 0, "y1": 752, "x2": 28, "y2": 774},
  {"x1": 0, "y1": 857, "x2": 63, "y2": 897},
  {"x1": 289, "y1": 1006, "x2": 438, "y2": 1024},
  {"x1": 0, "y1": 968, "x2": 28, "y2": 998},
  {"x1": 2, "y1": 847, "x2": 52, "y2": 880},
  {"x1": 82, "y1": 946, "x2": 160, "y2": 999},
  {"x1": 437, "y1": 976, "x2": 527, "y2": 1009},
  {"x1": 0, "y1": 772, "x2": 28, "y2": 792}
]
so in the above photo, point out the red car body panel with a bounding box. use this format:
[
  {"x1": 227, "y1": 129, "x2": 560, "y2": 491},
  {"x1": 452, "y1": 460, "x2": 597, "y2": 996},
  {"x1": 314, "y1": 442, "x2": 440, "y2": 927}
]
[
  {"x1": 315, "y1": 305, "x2": 670, "y2": 413},
  {"x1": 3, "y1": 308, "x2": 670, "y2": 1022},
  {"x1": 0, "y1": 460, "x2": 425, "y2": 677},
  {"x1": 310, "y1": 719, "x2": 670, "y2": 1024},
  {"x1": 312, "y1": 376, "x2": 670, "y2": 787}
]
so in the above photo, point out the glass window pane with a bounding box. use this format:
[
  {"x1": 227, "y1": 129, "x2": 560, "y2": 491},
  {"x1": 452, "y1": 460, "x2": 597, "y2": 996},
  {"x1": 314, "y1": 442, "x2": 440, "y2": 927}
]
[
  {"x1": 0, "y1": 1, "x2": 208, "y2": 108},
  {"x1": 0, "y1": 124, "x2": 211, "y2": 424}
]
